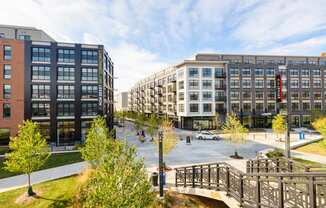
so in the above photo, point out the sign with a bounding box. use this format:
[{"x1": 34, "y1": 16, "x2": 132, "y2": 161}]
[{"x1": 276, "y1": 74, "x2": 284, "y2": 103}]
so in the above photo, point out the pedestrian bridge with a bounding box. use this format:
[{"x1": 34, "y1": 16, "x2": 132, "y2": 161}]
[{"x1": 171, "y1": 158, "x2": 326, "y2": 208}]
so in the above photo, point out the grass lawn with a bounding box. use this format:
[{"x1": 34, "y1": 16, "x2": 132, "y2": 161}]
[
  {"x1": 295, "y1": 139, "x2": 326, "y2": 156},
  {"x1": 0, "y1": 152, "x2": 83, "y2": 179},
  {"x1": 0, "y1": 176, "x2": 78, "y2": 208}
]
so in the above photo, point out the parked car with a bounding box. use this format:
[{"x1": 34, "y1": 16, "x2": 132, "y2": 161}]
[{"x1": 195, "y1": 131, "x2": 220, "y2": 140}]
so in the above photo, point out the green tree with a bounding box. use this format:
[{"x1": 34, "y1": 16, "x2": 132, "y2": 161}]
[
  {"x1": 311, "y1": 108, "x2": 324, "y2": 122},
  {"x1": 147, "y1": 114, "x2": 158, "y2": 141},
  {"x1": 80, "y1": 116, "x2": 110, "y2": 168},
  {"x1": 312, "y1": 117, "x2": 326, "y2": 147},
  {"x1": 222, "y1": 113, "x2": 249, "y2": 158},
  {"x1": 134, "y1": 113, "x2": 145, "y2": 134},
  {"x1": 79, "y1": 140, "x2": 153, "y2": 208},
  {"x1": 4, "y1": 120, "x2": 50, "y2": 196},
  {"x1": 154, "y1": 119, "x2": 177, "y2": 156},
  {"x1": 272, "y1": 114, "x2": 287, "y2": 141}
]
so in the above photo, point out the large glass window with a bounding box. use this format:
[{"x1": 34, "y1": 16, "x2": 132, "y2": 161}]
[
  {"x1": 301, "y1": 80, "x2": 310, "y2": 88},
  {"x1": 230, "y1": 68, "x2": 239, "y2": 76},
  {"x1": 267, "y1": 103, "x2": 275, "y2": 112},
  {"x1": 291, "y1": 103, "x2": 299, "y2": 111},
  {"x1": 242, "y1": 91, "x2": 251, "y2": 100},
  {"x1": 312, "y1": 69, "x2": 321, "y2": 76},
  {"x1": 189, "y1": 104, "x2": 199, "y2": 113},
  {"x1": 290, "y1": 80, "x2": 299, "y2": 88},
  {"x1": 3, "y1": 84, "x2": 11, "y2": 99},
  {"x1": 189, "y1": 92, "x2": 199, "y2": 101},
  {"x1": 243, "y1": 103, "x2": 251, "y2": 112},
  {"x1": 202, "y1": 91, "x2": 212, "y2": 101},
  {"x1": 302, "y1": 91, "x2": 310, "y2": 99},
  {"x1": 32, "y1": 66, "x2": 50, "y2": 80},
  {"x1": 255, "y1": 68, "x2": 264, "y2": 76},
  {"x1": 313, "y1": 79, "x2": 321, "y2": 88},
  {"x1": 255, "y1": 91, "x2": 264, "y2": 100},
  {"x1": 58, "y1": 49, "x2": 75, "y2": 63},
  {"x1": 4, "y1": 46, "x2": 12, "y2": 60},
  {"x1": 202, "y1": 80, "x2": 212, "y2": 89},
  {"x1": 266, "y1": 68, "x2": 274, "y2": 76},
  {"x1": 231, "y1": 103, "x2": 239, "y2": 112},
  {"x1": 242, "y1": 68, "x2": 251, "y2": 76},
  {"x1": 57, "y1": 85, "x2": 75, "y2": 99},
  {"x1": 32, "y1": 47, "x2": 50, "y2": 62},
  {"x1": 81, "y1": 50, "x2": 98, "y2": 64},
  {"x1": 178, "y1": 92, "x2": 184, "y2": 101},
  {"x1": 58, "y1": 121, "x2": 75, "y2": 144},
  {"x1": 82, "y1": 102, "x2": 98, "y2": 116},
  {"x1": 230, "y1": 79, "x2": 239, "y2": 88},
  {"x1": 203, "y1": 103, "x2": 212, "y2": 112},
  {"x1": 58, "y1": 67, "x2": 75, "y2": 81},
  {"x1": 230, "y1": 91, "x2": 239, "y2": 100},
  {"x1": 32, "y1": 85, "x2": 50, "y2": 99},
  {"x1": 215, "y1": 68, "x2": 224, "y2": 77},
  {"x1": 256, "y1": 103, "x2": 264, "y2": 112},
  {"x1": 255, "y1": 80, "x2": 264, "y2": 88},
  {"x1": 81, "y1": 68, "x2": 98, "y2": 81},
  {"x1": 302, "y1": 102, "x2": 310, "y2": 110},
  {"x1": 32, "y1": 103, "x2": 50, "y2": 117},
  {"x1": 290, "y1": 69, "x2": 299, "y2": 76},
  {"x1": 266, "y1": 79, "x2": 275, "y2": 88},
  {"x1": 189, "y1": 80, "x2": 199, "y2": 89},
  {"x1": 301, "y1": 69, "x2": 310, "y2": 77},
  {"x1": 188, "y1": 68, "x2": 199, "y2": 78},
  {"x1": 242, "y1": 79, "x2": 251, "y2": 88},
  {"x1": 202, "y1": 68, "x2": 212, "y2": 77},
  {"x1": 3, "y1": 103, "x2": 10, "y2": 118},
  {"x1": 178, "y1": 81, "x2": 184, "y2": 90},
  {"x1": 57, "y1": 103, "x2": 74, "y2": 116},
  {"x1": 3, "y1": 65, "x2": 11, "y2": 79},
  {"x1": 81, "y1": 85, "x2": 98, "y2": 99}
]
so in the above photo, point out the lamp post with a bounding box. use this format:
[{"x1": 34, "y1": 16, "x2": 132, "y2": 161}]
[{"x1": 158, "y1": 130, "x2": 164, "y2": 198}]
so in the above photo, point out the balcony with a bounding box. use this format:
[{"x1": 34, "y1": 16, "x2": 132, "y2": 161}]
[
  {"x1": 215, "y1": 84, "x2": 226, "y2": 90},
  {"x1": 215, "y1": 96, "x2": 226, "y2": 102},
  {"x1": 215, "y1": 72, "x2": 226, "y2": 78}
]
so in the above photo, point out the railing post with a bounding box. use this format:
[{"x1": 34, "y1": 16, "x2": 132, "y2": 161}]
[
  {"x1": 226, "y1": 166, "x2": 230, "y2": 195},
  {"x1": 175, "y1": 169, "x2": 178, "y2": 187},
  {"x1": 278, "y1": 176, "x2": 284, "y2": 208},
  {"x1": 257, "y1": 160, "x2": 260, "y2": 173},
  {"x1": 251, "y1": 160, "x2": 254, "y2": 173},
  {"x1": 192, "y1": 166, "x2": 195, "y2": 188},
  {"x1": 309, "y1": 176, "x2": 317, "y2": 208},
  {"x1": 208, "y1": 164, "x2": 211, "y2": 189},
  {"x1": 276, "y1": 158, "x2": 280, "y2": 173},
  {"x1": 239, "y1": 174, "x2": 244, "y2": 206},
  {"x1": 265, "y1": 159, "x2": 269, "y2": 173},
  {"x1": 216, "y1": 164, "x2": 220, "y2": 191},
  {"x1": 256, "y1": 175, "x2": 261, "y2": 208},
  {"x1": 200, "y1": 165, "x2": 203, "y2": 188},
  {"x1": 184, "y1": 167, "x2": 187, "y2": 187}
]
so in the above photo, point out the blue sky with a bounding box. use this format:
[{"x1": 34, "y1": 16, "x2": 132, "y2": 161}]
[{"x1": 1, "y1": 0, "x2": 326, "y2": 92}]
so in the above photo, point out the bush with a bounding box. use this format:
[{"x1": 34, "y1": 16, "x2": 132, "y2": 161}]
[{"x1": 266, "y1": 149, "x2": 284, "y2": 158}]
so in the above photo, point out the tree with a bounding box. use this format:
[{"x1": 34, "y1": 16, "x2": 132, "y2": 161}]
[
  {"x1": 134, "y1": 113, "x2": 145, "y2": 134},
  {"x1": 222, "y1": 113, "x2": 249, "y2": 159},
  {"x1": 4, "y1": 120, "x2": 50, "y2": 196},
  {"x1": 155, "y1": 119, "x2": 177, "y2": 156},
  {"x1": 147, "y1": 114, "x2": 158, "y2": 141},
  {"x1": 312, "y1": 117, "x2": 326, "y2": 147},
  {"x1": 272, "y1": 114, "x2": 287, "y2": 141},
  {"x1": 79, "y1": 140, "x2": 153, "y2": 208},
  {"x1": 80, "y1": 116, "x2": 110, "y2": 168},
  {"x1": 311, "y1": 108, "x2": 324, "y2": 122}
]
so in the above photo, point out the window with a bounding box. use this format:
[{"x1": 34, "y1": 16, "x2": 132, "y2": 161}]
[
  {"x1": 267, "y1": 92, "x2": 275, "y2": 100},
  {"x1": 57, "y1": 103, "x2": 75, "y2": 116},
  {"x1": 81, "y1": 121, "x2": 92, "y2": 141},
  {"x1": 188, "y1": 68, "x2": 199, "y2": 78},
  {"x1": 255, "y1": 91, "x2": 264, "y2": 100},
  {"x1": 202, "y1": 68, "x2": 212, "y2": 77},
  {"x1": 202, "y1": 92, "x2": 212, "y2": 100},
  {"x1": 203, "y1": 103, "x2": 212, "y2": 112},
  {"x1": 230, "y1": 91, "x2": 239, "y2": 100},
  {"x1": 242, "y1": 68, "x2": 251, "y2": 76},
  {"x1": 231, "y1": 103, "x2": 239, "y2": 112},
  {"x1": 177, "y1": 70, "x2": 184, "y2": 78},
  {"x1": 81, "y1": 68, "x2": 98, "y2": 81},
  {"x1": 302, "y1": 102, "x2": 310, "y2": 110},
  {"x1": 32, "y1": 85, "x2": 50, "y2": 99},
  {"x1": 58, "y1": 67, "x2": 75, "y2": 81},
  {"x1": 18, "y1": 35, "x2": 31, "y2": 40},
  {"x1": 267, "y1": 103, "x2": 275, "y2": 112},
  {"x1": 314, "y1": 102, "x2": 322, "y2": 110},
  {"x1": 243, "y1": 103, "x2": 251, "y2": 112},
  {"x1": 290, "y1": 80, "x2": 299, "y2": 88},
  {"x1": 266, "y1": 79, "x2": 275, "y2": 88},
  {"x1": 230, "y1": 68, "x2": 239, "y2": 76},
  {"x1": 57, "y1": 85, "x2": 75, "y2": 99},
  {"x1": 4, "y1": 46, "x2": 12, "y2": 60},
  {"x1": 178, "y1": 104, "x2": 184, "y2": 112},
  {"x1": 82, "y1": 102, "x2": 98, "y2": 116},
  {"x1": 313, "y1": 79, "x2": 321, "y2": 88},
  {"x1": 242, "y1": 79, "x2": 251, "y2": 88},
  {"x1": 291, "y1": 92, "x2": 299, "y2": 100},
  {"x1": 3, "y1": 84, "x2": 11, "y2": 99},
  {"x1": 312, "y1": 69, "x2": 321, "y2": 76},
  {"x1": 32, "y1": 103, "x2": 50, "y2": 117},
  {"x1": 57, "y1": 121, "x2": 75, "y2": 144},
  {"x1": 189, "y1": 92, "x2": 199, "y2": 101},
  {"x1": 291, "y1": 103, "x2": 299, "y2": 111},
  {"x1": 189, "y1": 80, "x2": 199, "y2": 89},
  {"x1": 301, "y1": 69, "x2": 309, "y2": 77},
  {"x1": 82, "y1": 50, "x2": 98, "y2": 64},
  {"x1": 256, "y1": 103, "x2": 264, "y2": 112},
  {"x1": 32, "y1": 47, "x2": 50, "y2": 62},
  {"x1": 58, "y1": 49, "x2": 75, "y2": 63},
  {"x1": 178, "y1": 92, "x2": 184, "y2": 101},
  {"x1": 290, "y1": 69, "x2": 299, "y2": 76},
  {"x1": 189, "y1": 104, "x2": 199, "y2": 113},
  {"x1": 230, "y1": 79, "x2": 239, "y2": 88},
  {"x1": 302, "y1": 91, "x2": 310, "y2": 99},
  {"x1": 215, "y1": 68, "x2": 224, "y2": 77},
  {"x1": 314, "y1": 92, "x2": 322, "y2": 100},
  {"x1": 3, "y1": 103, "x2": 10, "y2": 118},
  {"x1": 3, "y1": 65, "x2": 11, "y2": 79},
  {"x1": 178, "y1": 81, "x2": 184, "y2": 90},
  {"x1": 242, "y1": 91, "x2": 251, "y2": 100},
  {"x1": 255, "y1": 80, "x2": 264, "y2": 88},
  {"x1": 81, "y1": 85, "x2": 98, "y2": 99},
  {"x1": 202, "y1": 80, "x2": 212, "y2": 89},
  {"x1": 32, "y1": 66, "x2": 50, "y2": 80},
  {"x1": 302, "y1": 80, "x2": 310, "y2": 88},
  {"x1": 255, "y1": 68, "x2": 264, "y2": 76},
  {"x1": 266, "y1": 68, "x2": 274, "y2": 76}
]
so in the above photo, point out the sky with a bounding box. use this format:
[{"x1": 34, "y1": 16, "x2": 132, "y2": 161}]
[{"x1": 1, "y1": 0, "x2": 326, "y2": 92}]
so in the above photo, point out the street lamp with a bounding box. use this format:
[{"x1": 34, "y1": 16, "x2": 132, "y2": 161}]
[{"x1": 158, "y1": 130, "x2": 164, "y2": 198}]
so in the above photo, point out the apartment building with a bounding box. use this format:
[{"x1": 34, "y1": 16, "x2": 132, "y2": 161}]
[
  {"x1": 115, "y1": 92, "x2": 129, "y2": 111},
  {"x1": 128, "y1": 53, "x2": 326, "y2": 130},
  {"x1": 0, "y1": 25, "x2": 114, "y2": 145}
]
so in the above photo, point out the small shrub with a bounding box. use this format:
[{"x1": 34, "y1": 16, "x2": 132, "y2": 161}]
[{"x1": 266, "y1": 149, "x2": 284, "y2": 158}]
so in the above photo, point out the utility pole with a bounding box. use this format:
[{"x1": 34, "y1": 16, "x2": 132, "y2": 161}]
[{"x1": 158, "y1": 130, "x2": 164, "y2": 198}]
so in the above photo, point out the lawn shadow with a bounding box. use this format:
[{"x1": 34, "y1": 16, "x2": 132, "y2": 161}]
[{"x1": 33, "y1": 194, "x2": 72, "y2": 208}]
